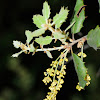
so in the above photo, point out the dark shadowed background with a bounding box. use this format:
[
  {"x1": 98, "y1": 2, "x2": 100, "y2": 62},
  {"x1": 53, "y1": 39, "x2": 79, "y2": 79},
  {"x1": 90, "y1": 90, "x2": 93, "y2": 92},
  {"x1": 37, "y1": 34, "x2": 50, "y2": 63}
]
[{"x1": 0, "y1": 0, "x2": 100, "y2": 100}]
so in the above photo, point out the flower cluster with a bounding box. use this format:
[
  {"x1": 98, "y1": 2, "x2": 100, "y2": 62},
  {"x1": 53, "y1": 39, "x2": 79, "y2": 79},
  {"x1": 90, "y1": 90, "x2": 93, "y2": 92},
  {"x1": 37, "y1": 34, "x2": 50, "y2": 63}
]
[
  {"x1": 76, "y1": 73, "x2": 91, "y2": 91},
  {"x1": 77, "y1": 52, "x2": 87, "y2": 58},
  {"x1": 42, "y1": 52, "x2": 68, "y2": 100},
  {"x1": 76, "y1": 83, "x2": 83, "y2": 91},
  {"x1": 77, "y1": 38, "x2": 86, "y2": 48},
  {"x1": 85, "y1": 74, "x2": 91, "y2": 86}
]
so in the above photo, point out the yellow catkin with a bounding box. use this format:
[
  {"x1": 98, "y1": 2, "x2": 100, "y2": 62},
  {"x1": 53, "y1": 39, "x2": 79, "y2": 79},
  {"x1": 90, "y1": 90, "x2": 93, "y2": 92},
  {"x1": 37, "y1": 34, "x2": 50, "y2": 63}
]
[
  {"x1": 76, "y1": 84, "x2": 83, "y2": 91},
  {"x1": 77, "y1": 52, "x2": 87, "y2": 58},
  {"x1": 43, "y1": 56, "x2": 68, "y2": 100},
  {"x1": 76, "y1": 73, "x2": 91, "y2": 91},
  {"x1": 65, "y1": 57, "x2": 68, "y2": 62},
  {"x1": 43, "y1": 52, "x2": 90, "y2": 98}
]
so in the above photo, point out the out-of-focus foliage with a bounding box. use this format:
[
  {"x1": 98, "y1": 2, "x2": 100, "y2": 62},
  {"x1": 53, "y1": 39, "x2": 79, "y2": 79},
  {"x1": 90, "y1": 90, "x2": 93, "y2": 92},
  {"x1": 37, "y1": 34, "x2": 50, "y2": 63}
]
[{"x1": 87, "y1": 25, "x2": 100, "y2": 50}]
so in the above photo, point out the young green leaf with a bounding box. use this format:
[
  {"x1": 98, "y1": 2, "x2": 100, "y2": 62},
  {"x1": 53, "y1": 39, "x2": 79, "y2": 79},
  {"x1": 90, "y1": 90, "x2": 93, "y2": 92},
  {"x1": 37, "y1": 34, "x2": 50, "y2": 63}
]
[
  {"x1": 13, "y1": 40, "x2": 21, "y2": 49},
  {"x1": 71, "y1": 0, "x2": 85, "y2": 34},
  {"x1": 12, "y1": 51, "x2": 23, "y2": 58},
  {"x1": 72, "y1": 53, "x2": 87, "y2": 88},
  {"x1": 53, "y1": 7, "x2": 69, "y2": 29},
  {"x1": 29, "y1": 43, "x2": 35, "y2": 52},
  {"x1": 45, "y1": 50, "x2": 53, "y2": 58},
  {"x1": 25, "y1": 30, "x2": 33, "y2": 44},
  {"x1": 53, "y1": 31, "x2": 65, "y2": 39},
  {"x1": 32, "y1": 15, "x2": 46, "y2": 28},
  {"x1": 87, "y1": 25, "x2": 100, "y2": 50},
  {"x1": 25, "y1": 28, "x2": 45, "y2": 44},
  {"x1": 35, "y1": 36, "x2": 52, "y2": 45},
  {"x1": 32, "y1": 28, "x2": 45, "y2": 37},
  {"x1": 42, "y1": 1, "x2": 50, "y2": 21}
]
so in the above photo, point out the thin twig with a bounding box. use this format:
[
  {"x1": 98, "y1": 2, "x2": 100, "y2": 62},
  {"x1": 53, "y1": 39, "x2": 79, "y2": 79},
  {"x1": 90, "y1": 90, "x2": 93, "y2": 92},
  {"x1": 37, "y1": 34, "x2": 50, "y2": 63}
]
[
  {"x1": 36, "y1": 46, "x2": 65, "y2": 52},
  {"x1": 36, "y1": 35, "x2": 87, "y2": 52}
]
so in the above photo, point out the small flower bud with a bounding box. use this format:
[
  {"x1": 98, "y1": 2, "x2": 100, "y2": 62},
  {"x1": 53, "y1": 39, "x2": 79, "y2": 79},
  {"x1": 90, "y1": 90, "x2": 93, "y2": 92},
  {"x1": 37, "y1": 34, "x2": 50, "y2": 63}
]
[{"x1": 77, "y1": 41, "x2": 83, "y2": 48}]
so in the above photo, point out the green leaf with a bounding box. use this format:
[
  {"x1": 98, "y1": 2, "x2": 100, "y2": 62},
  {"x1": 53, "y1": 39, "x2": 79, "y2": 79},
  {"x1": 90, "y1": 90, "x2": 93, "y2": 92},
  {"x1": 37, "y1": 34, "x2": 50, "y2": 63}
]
[
  {"x1": 25, "y1": 30, "x2": 33, "y2": 44},
  {"x1": 32, "y1": 15, "x2": 46, "y2": 28},
  {"x1": 12, "y1": 51, "x2": 23, "y2": 58},
  {"x1": 35, "y1": 36, "x2": 52, "y2": 45},
  {"x1": 71, "y1": 0, "x2": 85, "y2": 34},
  {"x1": 29, "y1": 43, "x2": 35, "y2": 52},
  {"x1": 98, "y1": 0, "x2": 100, "y2": 13},
  {"x1": 72, "y1": 53, "x2": 87, "y2": 88},
  {"x1": 53, "y1": 7, "x2": 69, "y2": 29},
  {"x1": 32, "y1": 28, "x2": 45, "y2": 37},
  {"x1": 87, "y1": 25, "x2": 100, "y2": 50},
  {"x1": 25, "y1": 28, "x2": 45, "y2": 44},
  {"x1": 45, "y1": 51, "x2": 53, "y2": 58},
  {"x1": 42, "y1": 1, "x2": 50, "y2": 20},
  {"x1": 53, "y1": 31, "x2": 65, "y2": 39}
]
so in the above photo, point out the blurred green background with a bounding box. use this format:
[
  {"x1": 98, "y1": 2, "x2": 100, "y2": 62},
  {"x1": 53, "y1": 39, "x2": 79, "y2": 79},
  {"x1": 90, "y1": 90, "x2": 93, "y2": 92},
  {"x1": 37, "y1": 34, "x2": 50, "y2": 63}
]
[{"x1": 0, "y1": 0, "x2": 100, "y2": 100}]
